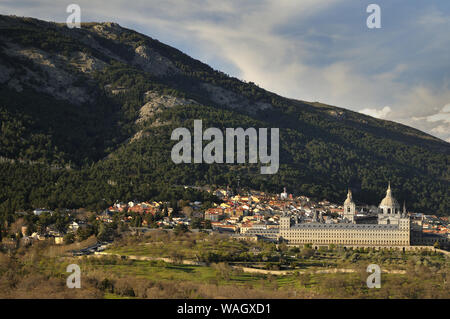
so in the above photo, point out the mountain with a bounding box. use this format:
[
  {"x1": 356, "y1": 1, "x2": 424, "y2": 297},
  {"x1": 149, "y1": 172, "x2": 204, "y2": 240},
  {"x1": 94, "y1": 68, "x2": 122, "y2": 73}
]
[{"x1": 0, "y1": 15, "x2": 448, "y2": 215}]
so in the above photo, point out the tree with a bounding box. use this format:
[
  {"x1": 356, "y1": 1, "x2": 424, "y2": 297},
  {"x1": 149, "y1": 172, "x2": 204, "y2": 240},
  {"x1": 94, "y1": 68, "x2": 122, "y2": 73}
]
[
  {"x1": 182, "y1": 206, "x2": 193, "y2": 217},
  {"x1": 77, "y1": 226, "x2": 94, "y2": 241},
  {"x1": 37, "y1": 212, "x2": 53, "y2": 232},
  {"x1": 54, "y1": 213, "x2": 69, "y2": 233},
  {"x1": 278, "y1": 242, "x2": 288, "y2": 253},
  {"x1": 191, "y1": 218, "x2": 202, "y2": 229},
  {"x1": 97, "y1": 223, "x2": 114, "y2": 242},
  {"x1": 204, "y1": 220, "x2": 212, "y2": 229},
  {"x1": 301, "y1": 248, "x2": 315, "y2": 259},
  {"x1": 174, "y1": 223, "x2": 189, "y2": 236},
  {"x1": 64, "y1": 232, "x2": 75, "y2": 245},
  {"x1": 25, "y1": 223, "x2": 35, "y2": 236}
]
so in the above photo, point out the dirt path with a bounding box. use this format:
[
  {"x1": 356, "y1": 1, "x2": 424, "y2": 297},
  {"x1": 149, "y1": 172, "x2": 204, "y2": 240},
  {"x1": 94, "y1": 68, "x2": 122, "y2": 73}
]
[
  {"x1": 92, "y1": 251, "x2": 207, "y2": 266},
  {"x1": 92, "y1": 252, "x2": 407, "y2": 276},
  {"x1": 233, "y1": 266, "x2": 406, "y2": 276}
]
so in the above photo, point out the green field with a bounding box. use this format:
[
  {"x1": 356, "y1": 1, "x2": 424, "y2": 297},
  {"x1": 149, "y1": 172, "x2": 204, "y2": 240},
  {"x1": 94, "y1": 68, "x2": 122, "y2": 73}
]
[
  {"x1": 1, "y1": 231, "x2": 448, "y2": 298},
  {"x1": 72, "y1": 254, "x2": 448, "y2": 298},
  {"x1": 80, "y1": 230, "x2": 450, "y2": 298}
]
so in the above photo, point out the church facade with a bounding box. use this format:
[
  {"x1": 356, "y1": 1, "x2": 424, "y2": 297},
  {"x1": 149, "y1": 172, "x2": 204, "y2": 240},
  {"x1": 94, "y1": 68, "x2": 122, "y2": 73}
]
[{"x1": 278, "y1": 184, "x2": 411, "y2": 247}]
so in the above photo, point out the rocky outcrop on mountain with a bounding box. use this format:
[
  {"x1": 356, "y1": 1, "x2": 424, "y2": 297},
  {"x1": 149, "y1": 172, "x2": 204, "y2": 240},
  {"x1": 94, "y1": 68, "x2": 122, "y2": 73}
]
[
  {"x1": 1, "y1": 42, "x2": 95, "y2": 104},
  {"x1": 137, "y1": 91, "x2": 199, "y2": 124},
  {"x1": 201, "y1": 83, "x2": 272, "y2": 113},
  {"x1": 133, "y1": 45, "x2": 180, "y2": 76}
]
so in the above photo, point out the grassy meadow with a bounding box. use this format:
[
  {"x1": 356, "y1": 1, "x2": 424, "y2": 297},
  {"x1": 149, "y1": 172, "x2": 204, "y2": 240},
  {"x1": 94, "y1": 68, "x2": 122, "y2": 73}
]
[{"x1": 0, "y1": 230, "x2": 449, "y2": 298}]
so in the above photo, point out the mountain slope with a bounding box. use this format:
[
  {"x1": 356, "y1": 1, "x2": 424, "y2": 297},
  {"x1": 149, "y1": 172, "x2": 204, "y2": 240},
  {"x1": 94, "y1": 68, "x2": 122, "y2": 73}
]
[{"x1": 0, "y1": 15, "x2": 448, "y2": 215}]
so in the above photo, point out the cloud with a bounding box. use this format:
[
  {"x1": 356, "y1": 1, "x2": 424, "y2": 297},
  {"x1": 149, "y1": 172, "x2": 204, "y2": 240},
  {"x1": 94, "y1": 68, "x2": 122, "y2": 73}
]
[
  {"x1": 360, "y1": 106, "x2": 392, "y2": 119},
  {"x1": 418, "y1": 7, "x2": 450, "y2": 26},
  {"x1": 409, "y1": 103, "x2": 450, "y2": 141},
  {"x1": 430, "y1": 125, "x2": 450, "y2": 143},
  {"x1": 425, "y1": 104, "x2": 450, "y2": 123}
]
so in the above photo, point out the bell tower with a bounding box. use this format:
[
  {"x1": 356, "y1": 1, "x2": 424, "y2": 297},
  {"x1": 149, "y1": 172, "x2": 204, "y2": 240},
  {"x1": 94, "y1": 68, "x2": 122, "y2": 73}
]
[{"x1": 343, "y1": 189, "x2": 356, "y2": 223}]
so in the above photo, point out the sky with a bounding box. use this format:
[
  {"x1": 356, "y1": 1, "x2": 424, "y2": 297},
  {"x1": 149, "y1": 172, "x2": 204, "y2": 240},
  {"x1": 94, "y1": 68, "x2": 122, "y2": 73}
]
[{"x1": 1, "y1": 0, "x2": 449, "y2": 142}]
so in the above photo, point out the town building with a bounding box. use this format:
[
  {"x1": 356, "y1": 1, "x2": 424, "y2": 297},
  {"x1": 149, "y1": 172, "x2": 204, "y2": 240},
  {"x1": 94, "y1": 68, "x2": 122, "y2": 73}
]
[{"x1": 247, "y1": 184, "x2": 415, "y2": 247}]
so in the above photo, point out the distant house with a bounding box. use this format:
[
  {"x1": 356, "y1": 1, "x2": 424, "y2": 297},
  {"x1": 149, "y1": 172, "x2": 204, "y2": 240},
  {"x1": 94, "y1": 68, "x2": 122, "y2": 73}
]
[
  {"x1": 205, "y1": 213, "x2": 220, "y2": 222},
  {"x1": 68, "y1": 221, "x2": 87, "y2": 232},
  {"x1": 211, "y1": 223, "x2": 238, "y2": 233},
  {"x1": 115, "y1": 202, "x2": 128, "y2": 212},
  {"x1": 192, "y1": 211, "x2": 204, "y2": 219},
  {"x1": 240, "y1": 222, "x2": 253, "y2": 233},
  {"x1": 205, "y1": 208, "x2": 224, "y2": 222},
  {"x1": 21, "y1": 226, "x2": 28, "y2": 236},
  {"x1": 330, "y1": 208, "x2": 344, "y2": 215},
  {"x1": 97, "y1": 210, "x2": 114, "y2": 223},
  {"x1": 68, "y1": 221, "x2": 78, "y2": 231},
  {"x1": 47, "y1": 227, "x2": 65, "y2": 237},
  {"x1": 128, "y1": 205, "x2": 145, "y2": 214},
  {"x1": 231, "y1": 234, "x2": 258, "y2": 242}
]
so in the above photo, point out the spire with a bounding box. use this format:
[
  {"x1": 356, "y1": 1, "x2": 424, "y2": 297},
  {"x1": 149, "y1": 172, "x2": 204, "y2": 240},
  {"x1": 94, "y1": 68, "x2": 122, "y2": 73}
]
[
  {"x1": 403, "y1": 201, "x2": 406, "y2": 215},
  {"x1": 379, "y1": 181, "x2": 400, "y2": 211},
  {"x1": 386, "y1": 182, "x2": 392, "y2": 197},
  {"x1": 347, "y1": 188, "x2": 352, "y2": 200},
  {"x1": 344, "y1": 188, "x2": 354, "y2": 205}
]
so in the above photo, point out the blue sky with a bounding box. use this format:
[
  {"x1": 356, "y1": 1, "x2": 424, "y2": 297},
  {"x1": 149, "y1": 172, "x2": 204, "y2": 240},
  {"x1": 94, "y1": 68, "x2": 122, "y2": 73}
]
[{"x1": 1, "y1": 0, "x2": 449, "y2": 142}]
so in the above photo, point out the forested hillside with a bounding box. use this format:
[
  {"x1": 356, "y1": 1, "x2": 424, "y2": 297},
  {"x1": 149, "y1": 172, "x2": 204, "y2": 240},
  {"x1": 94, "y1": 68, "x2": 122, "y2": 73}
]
[{"x1": 0, "y1": 15, "x2": 448, "y2": 216}]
